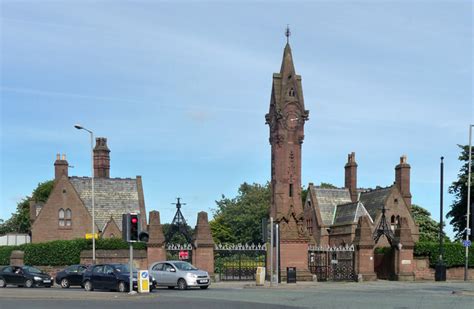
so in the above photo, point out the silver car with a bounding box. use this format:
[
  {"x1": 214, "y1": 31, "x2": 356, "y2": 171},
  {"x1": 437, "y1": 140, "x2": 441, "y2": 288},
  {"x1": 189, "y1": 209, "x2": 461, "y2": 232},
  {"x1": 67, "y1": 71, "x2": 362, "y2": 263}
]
[{"x1": 149, "y1": 261, "x2": 210, "y2": 290}]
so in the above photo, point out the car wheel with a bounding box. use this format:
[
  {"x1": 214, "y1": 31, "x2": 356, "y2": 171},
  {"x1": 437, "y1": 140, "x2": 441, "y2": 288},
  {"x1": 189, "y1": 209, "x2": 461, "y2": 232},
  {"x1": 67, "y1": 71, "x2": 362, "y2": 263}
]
[
  {"x1": 200, "y1": 286, "x2": 209, "y2": 290},
  {"x1": 0, "y1": 278, "x2": 6, "y2": 288},
  {"x1": 25, "y1": 279, "x2": 34, "y2": 288},
  {"x1": 118, "y1": 281, "x2": 127, "y2": 293},
  {"x1": 167, "y1": 286, "x2": 175, "y2": 289},
  {"x1": 177, "y1": 279, "x2": 187, "y2": 290},
  {"x1": 60, "y1": 278, "x2": 70, "y2": 288},
  {"x1": 84, "y1": 280, "x2": 93, "y2": 292}
]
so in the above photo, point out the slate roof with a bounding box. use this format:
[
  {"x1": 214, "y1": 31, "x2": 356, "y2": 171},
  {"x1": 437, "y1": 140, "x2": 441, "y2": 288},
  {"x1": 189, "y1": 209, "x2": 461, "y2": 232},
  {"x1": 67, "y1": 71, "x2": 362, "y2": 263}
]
[
  {"x1": 359, "y1": 186, "x2": 393, "y2": 221},
  {"x1": 333, "y1": 201, "x2": 373, "y2": 225},
  {"x1": 69, "y1": 177, "x2": 141, "y2": 231},
  {"x1": 312, "y1": 187, "x2": 352, "y2": 225}
]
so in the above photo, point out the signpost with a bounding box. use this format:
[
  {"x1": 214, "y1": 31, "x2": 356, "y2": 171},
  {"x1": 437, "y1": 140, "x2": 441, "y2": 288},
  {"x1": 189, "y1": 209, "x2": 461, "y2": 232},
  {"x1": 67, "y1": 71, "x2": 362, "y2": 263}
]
[{"x1": 463, "y1": 240, "x2": 471, "y2": 247}]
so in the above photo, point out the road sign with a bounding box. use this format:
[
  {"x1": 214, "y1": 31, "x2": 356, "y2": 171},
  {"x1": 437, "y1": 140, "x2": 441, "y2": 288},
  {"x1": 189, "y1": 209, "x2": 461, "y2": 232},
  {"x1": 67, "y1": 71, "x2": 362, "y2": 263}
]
[
  {"x1": 463, "y1": 240, "x2": 471, "y2": 247},
  {"x1": 179, "y1": 250, "x2": 189, "y2": 260},
  {"x1": 85, "y1": 233, "x2": 98, "y2": 239},
  {"x1": 138, "y1": 270, "x2": 149, "y2": 293}
]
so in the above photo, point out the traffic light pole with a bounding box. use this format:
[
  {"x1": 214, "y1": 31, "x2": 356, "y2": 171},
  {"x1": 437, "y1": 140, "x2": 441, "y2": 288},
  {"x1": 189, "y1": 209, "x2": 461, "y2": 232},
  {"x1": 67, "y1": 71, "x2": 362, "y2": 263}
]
[{"x1": 129, "y1": 242, "x2": 135, "y2": 294}]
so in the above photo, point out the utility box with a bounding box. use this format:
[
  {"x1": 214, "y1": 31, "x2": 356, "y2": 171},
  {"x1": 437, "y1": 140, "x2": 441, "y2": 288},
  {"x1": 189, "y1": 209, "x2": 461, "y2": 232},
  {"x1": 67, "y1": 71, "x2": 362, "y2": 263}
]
[
  {"x1": 138, "y1": 270, "x2": 150, "y2": 293},
  {"x1": 287, "y1": 267, "x2": 296, "y2": 283},
  {"x1": 435, "y1": 264, "x2": 446, "y2": 282},
  {"x1": 256, "y1": 267, "x2": 265, "y2": 286}
]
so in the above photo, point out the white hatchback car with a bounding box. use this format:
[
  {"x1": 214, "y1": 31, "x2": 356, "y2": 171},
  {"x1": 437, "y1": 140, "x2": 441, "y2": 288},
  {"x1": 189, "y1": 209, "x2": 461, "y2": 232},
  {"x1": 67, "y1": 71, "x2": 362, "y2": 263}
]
[{"x1": 149, "y1": 261, "x2": 210, "y2": 290}]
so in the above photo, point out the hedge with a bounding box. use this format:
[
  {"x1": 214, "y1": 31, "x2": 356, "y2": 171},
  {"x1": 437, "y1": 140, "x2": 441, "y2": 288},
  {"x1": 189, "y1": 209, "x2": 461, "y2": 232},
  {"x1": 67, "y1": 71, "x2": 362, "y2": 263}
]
[
  {"x1": 0, "y1": 238, "x2": 146, "y2": 266},
  {"x1": 414, "y1": 241, "x2": 474, "y2": 268}
]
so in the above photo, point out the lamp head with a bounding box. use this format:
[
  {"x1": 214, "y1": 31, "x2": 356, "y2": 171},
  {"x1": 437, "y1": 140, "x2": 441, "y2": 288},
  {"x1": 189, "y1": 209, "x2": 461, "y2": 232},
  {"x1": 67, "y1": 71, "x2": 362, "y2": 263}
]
[{"x1": 74, "y1": 124, "x2": 83, "y2": 130}]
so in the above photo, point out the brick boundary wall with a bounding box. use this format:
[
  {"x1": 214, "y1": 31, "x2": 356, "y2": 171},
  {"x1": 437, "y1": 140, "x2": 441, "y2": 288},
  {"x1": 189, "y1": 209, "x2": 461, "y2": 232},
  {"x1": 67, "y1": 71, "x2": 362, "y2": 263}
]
[{"x1": 414, "y1": 257, "x2": 474, "y2": 280}]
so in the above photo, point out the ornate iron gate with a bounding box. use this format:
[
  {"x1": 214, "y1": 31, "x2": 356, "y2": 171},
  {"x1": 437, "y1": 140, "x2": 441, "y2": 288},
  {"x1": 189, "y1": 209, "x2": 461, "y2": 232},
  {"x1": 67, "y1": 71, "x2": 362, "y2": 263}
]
[
  {"x1": 308, "y1": 245, "x2": 355, "y2": 281},
  {"x1": 166, "y1": 243, "x2": 193, "y2": 262},
  {"x1": 214, "y1": 243, "x2": 267, "y2": 281}
]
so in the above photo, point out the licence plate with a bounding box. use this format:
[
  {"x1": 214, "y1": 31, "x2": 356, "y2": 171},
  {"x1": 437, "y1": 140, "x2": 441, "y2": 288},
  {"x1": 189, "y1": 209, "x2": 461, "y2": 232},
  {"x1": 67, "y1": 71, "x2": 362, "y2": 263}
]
[
  {"x1": 198, "y1": 279, "x2": 208, "y2": 284},
  {"x1": 43, "y1": 280, "x2": 51, "y2": 283}
]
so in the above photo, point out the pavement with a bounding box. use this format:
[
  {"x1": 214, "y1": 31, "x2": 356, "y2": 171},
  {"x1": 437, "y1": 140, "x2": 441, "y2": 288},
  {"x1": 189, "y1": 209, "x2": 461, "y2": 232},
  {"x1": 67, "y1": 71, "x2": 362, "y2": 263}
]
[{"x1": 0, "y1": 280, "x2": 473, "y2": 308}]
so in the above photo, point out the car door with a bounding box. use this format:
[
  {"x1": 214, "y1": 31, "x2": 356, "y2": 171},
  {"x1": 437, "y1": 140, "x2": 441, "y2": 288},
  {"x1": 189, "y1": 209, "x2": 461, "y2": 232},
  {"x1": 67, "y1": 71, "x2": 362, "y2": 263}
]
[
  {"x1": 163, "y1": 263, "x2": 176, "y2": 285},
  {"x1": 11, "y1": 267, "x2": 25, "y2": 285},
  {"x1": 91, "y1": 265, "x2": 104, "y2": 289},
  {"x1": 103, "y1": 265, "x2": 117, "y2": 290},
  {"x1": 75, "y1": 266, "x2": 87, "y2": 286},
  {"x1": 150, "y1": 263, "x2": 165, "y2": 286}
]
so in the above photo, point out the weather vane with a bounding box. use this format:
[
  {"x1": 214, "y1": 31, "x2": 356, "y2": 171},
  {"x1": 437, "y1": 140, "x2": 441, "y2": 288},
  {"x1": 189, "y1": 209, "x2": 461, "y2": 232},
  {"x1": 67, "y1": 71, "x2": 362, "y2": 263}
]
[{"x1": 285, "y1": 24, "x2": 291, "y2": 44}]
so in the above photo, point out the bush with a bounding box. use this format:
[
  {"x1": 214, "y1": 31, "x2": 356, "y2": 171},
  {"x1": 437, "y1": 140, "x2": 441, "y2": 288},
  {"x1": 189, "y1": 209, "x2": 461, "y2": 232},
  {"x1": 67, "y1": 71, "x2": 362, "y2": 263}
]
[
  {"x1": 414, "y1": 241, "x2": 474, "y2": 268},
  {"x1": 0, "y1": 238, "x2": 147, "y2": 266}
]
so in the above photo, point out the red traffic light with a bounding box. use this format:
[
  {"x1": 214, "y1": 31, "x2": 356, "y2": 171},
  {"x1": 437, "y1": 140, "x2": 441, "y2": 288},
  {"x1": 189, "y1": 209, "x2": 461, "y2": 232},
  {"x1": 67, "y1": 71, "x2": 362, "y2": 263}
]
[{"x1": 131, "y1": 217, "x2": 138, "y2": 224}]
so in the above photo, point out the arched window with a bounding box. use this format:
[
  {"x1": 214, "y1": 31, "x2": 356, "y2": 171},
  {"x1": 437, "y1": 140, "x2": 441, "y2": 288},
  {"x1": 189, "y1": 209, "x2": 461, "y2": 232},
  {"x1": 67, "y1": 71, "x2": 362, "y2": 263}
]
[
  {"x1": 59, "y1": 208, "x2": 65, "y2": 227},
  {"x1": 289, "y1": 88, "x2": 295, "y2": 97},
  {"x1": 65, "y1": 209, "x2": 72, "y2": 227},
  {"x1": 396, "y1": 215, "x2": 400, "y2": 226},
  {"x1": 391, "y1": 215, "x2": 395, "y2": 224}
]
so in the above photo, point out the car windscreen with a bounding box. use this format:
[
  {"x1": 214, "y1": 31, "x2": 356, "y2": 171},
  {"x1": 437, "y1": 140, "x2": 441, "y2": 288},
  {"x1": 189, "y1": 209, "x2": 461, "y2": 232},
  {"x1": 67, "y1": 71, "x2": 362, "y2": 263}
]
[
  {"x1": 113, "y1": 264, "x2": 138, "y2": 273},
  {"x1": 173, "y1": 262, "x2": 198, "y2": 271},
  {"x1": 23, "y1": 266, "x2": 43, "y2": 274}
]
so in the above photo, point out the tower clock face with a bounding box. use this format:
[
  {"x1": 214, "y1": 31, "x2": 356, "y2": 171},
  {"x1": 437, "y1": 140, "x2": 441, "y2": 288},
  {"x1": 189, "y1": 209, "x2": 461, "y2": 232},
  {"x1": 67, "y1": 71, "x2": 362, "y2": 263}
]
[{"x1": 285, "y1": 111, "x2": 299, "y2": 130}]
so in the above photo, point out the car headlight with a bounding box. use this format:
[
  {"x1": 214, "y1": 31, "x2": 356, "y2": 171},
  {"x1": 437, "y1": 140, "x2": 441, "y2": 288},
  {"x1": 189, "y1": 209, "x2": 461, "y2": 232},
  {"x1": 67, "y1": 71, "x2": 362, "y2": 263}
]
[
  {"x1": 34, "y1": 276, "x2": 42, "y2": 281},
  {"x1": 188, "y1": 273, "x2": 198, "y2": 278}
]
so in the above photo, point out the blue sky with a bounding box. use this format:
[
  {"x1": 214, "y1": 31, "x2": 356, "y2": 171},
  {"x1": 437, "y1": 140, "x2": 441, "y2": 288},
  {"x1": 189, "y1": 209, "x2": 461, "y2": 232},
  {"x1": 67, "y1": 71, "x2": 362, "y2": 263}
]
[{"x1": 0, "y1": 1, "x2": 472, "y2": 238}]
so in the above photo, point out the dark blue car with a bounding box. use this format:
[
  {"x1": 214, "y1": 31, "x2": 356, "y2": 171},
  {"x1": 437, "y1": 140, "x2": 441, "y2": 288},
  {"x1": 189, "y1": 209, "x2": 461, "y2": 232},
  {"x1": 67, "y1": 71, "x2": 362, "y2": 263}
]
[
  {"x1": 82, "y1": 264, "x2": 154, "y2": 293},
  {"x1": 55, "y1": 264, "x2": 88, "y2": 288}
]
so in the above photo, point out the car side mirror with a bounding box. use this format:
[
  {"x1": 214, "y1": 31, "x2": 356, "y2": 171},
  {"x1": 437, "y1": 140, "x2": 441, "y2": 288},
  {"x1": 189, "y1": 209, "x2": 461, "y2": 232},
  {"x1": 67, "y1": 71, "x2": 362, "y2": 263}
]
[
  {"x1": 170, "y1": 268, "x2": 176, "y2": 272},
  {"x1": 108, "y1": 271, "x2": 114, "y2": 275}
]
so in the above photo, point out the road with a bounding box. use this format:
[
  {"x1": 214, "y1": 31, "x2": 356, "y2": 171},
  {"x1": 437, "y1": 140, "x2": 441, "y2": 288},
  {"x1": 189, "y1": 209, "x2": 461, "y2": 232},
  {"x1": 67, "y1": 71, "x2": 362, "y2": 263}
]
[{"x1": 0, "y1": 281, "x2": 473, "y2": 309}]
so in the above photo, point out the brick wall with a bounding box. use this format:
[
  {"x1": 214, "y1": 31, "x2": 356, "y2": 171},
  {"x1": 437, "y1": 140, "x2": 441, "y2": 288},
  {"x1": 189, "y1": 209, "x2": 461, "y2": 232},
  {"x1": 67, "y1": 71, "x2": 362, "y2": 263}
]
[{"x1": 414, "y1": 257, "x2": 474, "y2": 280}]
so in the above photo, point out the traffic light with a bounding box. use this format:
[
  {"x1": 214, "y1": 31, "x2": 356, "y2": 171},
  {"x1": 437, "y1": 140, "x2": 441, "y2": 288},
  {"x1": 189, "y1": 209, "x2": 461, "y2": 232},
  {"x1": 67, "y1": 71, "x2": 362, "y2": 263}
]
[
  {"x1": 122, "y1": 213, "x2": 149, "y2": 242},
  {"x1": 130, "y1": 213, "x2": 139, "y2": 241}
]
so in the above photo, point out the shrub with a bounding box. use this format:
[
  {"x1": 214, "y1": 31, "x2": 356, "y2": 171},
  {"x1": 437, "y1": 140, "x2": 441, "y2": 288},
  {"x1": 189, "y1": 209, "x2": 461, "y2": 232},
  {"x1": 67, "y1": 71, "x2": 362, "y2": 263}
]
[
  {"x1": 414, "y1": 241, "x2": 474, "y2": 268},
  {"x1": 0, "y1": 238, "x2": 147, "y2": 266}
]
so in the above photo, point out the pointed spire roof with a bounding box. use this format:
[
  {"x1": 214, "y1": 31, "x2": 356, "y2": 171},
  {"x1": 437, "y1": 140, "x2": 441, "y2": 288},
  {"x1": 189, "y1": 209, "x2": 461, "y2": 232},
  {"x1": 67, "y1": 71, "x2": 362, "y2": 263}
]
[{"x1": 280, "y1": 43, "x2": 296, "y2": 76}]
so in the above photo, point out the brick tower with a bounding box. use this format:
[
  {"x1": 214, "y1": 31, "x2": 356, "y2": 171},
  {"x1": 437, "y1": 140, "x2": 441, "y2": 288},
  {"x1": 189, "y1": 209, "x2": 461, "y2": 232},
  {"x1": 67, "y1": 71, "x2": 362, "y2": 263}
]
[{"x1": 265, "y1": 30, "x2": 312, "y2": 280}]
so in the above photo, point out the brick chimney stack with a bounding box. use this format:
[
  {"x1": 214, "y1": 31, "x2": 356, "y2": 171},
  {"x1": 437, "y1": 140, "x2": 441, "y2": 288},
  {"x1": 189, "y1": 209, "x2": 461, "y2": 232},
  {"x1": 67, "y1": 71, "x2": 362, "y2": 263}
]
[
  {"x1": 54, "y1": 153, "x2": 68, "y2": 180},
  {"x1": 345, "y1": 152, "x2": 358, "y2": 202},
  {"x1": 93, "y1": 137, "x2": 110, "y2": 178},
  {"x1": 395, "y1": 155, "x2": 412, "y2": 208}
]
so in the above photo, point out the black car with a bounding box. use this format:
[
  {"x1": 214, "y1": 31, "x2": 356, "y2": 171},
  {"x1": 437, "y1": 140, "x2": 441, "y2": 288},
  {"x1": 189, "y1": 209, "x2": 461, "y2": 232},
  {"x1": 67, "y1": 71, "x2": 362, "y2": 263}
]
[
  {"x1": 82, "y1": 264, "x2": 141, "y2": 292},
  {"x1": 55, "y1": 264, "x2": 88, "y2": 288},
  {"x1": 0, "y1": 266, "x2": 53, "y2": 288}
]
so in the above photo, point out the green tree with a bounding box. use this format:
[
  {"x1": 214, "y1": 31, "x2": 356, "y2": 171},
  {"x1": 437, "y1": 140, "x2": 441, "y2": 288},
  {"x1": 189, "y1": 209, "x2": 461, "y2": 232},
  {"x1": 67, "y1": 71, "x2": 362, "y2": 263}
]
[
  {"x1": 0, "y1": 180, "x2": 54, "y2": 235},
  {"x1": 162, "y1": 223, "x2": 194, "y2": 244},
  {"x1": 210, "y1": 182, "x2": 271, "y2": 244},
  {"x1": 320, "y1": 182, "x2": 337, "y2": 189},
  {"x1": 447, "y1": 145, "x2": 474, "y2": 240},
  {"x1": 411, "y1": 204, "x2": 449, "y2": 242}
]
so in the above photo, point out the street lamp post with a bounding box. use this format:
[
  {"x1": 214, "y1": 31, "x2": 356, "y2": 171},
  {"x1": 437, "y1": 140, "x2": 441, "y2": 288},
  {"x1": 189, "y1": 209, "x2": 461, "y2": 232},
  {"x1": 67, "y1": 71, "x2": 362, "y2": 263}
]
[
  {"x1": 465, "y1": 124, "x2": 473, "y2": 281},
  {"x1": 74, "y1": 124, "x2": 96, "y2": 264}
]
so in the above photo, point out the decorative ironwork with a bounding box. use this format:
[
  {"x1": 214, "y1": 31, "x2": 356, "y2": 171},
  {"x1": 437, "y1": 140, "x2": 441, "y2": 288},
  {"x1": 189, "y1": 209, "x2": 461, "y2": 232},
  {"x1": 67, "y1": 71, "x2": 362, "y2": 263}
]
[
  {"x1": 166, "y1": 243, "x2": 193, "y2": 261},
  {"x1": 166, "y1": 197, "x2": 193, "y2": 244},
  {"x1": 308, "y1": 245, "x2": 355, "y2": 282},
  {"x1": 373, "y1": 204, "x2": 398, "y2": 247},
  {"x1": 215, "y1": 243, "x2": 267, "y2": 251},
  {"x1": 214, "y1": 243, "x2": 267, "y2": 281}
]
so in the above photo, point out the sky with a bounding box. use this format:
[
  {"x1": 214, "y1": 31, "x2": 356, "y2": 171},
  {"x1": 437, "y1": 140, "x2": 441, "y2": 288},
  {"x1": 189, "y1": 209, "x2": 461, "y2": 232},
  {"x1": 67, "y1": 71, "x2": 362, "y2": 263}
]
[{"x1": 0, "y1": 0, "x2": 472, "y2": 238}]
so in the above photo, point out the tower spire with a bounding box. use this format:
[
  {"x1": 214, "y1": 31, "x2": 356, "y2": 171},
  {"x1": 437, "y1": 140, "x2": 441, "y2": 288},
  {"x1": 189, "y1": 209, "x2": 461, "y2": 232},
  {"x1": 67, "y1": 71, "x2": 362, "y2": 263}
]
[{"x1": 285, "y1": 24, "x2": 291, "y2": 44}]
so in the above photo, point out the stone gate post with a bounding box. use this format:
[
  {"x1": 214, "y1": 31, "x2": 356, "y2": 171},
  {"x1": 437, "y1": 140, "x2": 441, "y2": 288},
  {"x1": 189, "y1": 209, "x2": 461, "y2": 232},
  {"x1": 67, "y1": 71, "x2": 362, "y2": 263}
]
[
  {"x1": 394, "y1": 217, "x2": 415, "y2": 281},
  {"x1": 147, "y1": 211, "x2": 166, "y2": 266},
  {"x1": 192, "y1": 212, "x2": 215, "y2": 276},
  {"x1": 353, "y1": 216, "x2": 377, "y2": 281}
]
